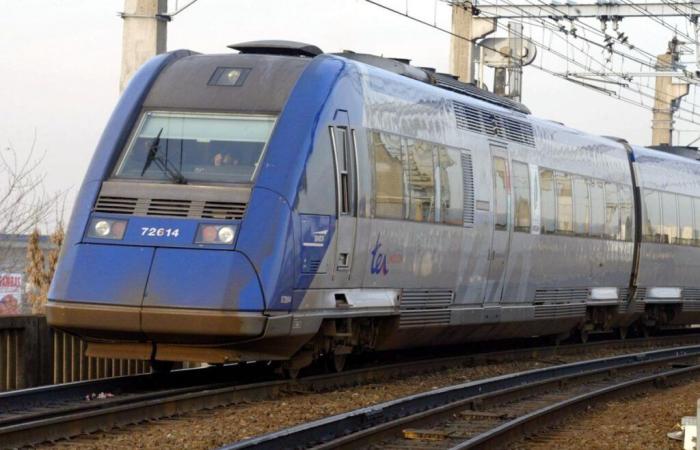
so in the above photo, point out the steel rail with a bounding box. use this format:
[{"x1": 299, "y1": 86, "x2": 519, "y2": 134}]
[
  {"x1": 2, "y1": 332, "x2": 699, "y2": 448},
  {"x1": 221, "y1": 344, "x2": 700, "y2": 450}
]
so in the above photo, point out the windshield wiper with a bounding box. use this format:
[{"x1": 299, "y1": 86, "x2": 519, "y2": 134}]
[{"x1": 139, "y1": 128, "x2": 188, "y2": 184}]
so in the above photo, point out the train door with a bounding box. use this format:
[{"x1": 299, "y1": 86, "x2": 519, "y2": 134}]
[
  {"x1": 329, "y1": 110, "x2": 358, "y2": 281},
  {"x1": 485, "y1": 145, "x2": 512, "y2": 303}
]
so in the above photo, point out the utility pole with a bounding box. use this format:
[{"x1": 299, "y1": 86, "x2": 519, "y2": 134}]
[
  {"x1": 119, "y1": 0, "x2": 168, "y2": 92},
  {"x1": 450, "y1": 1, "x2": 496, "y2": 84},
  {"x1": 652, "y1": 39, "x2": 690, "y2": 146}
]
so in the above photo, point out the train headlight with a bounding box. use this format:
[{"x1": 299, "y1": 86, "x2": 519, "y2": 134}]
[
  {"x1": 196, "y1": 224, "x2": 236, "y2": 245},
  {"x1": 87, "y1": 218, "x2": 128, "y2": 240},
  {"x1": 217, "y1": 226, "x2": 235, "y2": 244}
]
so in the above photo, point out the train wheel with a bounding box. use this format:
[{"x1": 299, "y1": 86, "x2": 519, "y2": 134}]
[
  {"x1": 332, "y1": 354, "x2": 347, "y2": 373},
  {"x1": 617, "y1": 326, "x2": 628, "y2": 340},
  {"x1": 578, "y1": 329, "x2": 589, "y2": 343}
]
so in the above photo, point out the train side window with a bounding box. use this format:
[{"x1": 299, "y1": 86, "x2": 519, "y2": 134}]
[
  {"x1": 572, "y1": 175, "x2": 590, "y2": 236},
  {"x1": 678, "y1": 195, "x2": 693, "y2": 245},
  {"x1": 371, "y1": 131, "x2": 404, "y2": 219},
  {"x1": 405, "y1": 139, "x2": 436, "y2": 222},
  {"x1": 661, "y1": 192, "x2": 679, "y2": 244},
  {"x1": 539, "y1": 169, "x2": 555, "y2": 234},
  {"x1": 589, "y1": 180, "x2": 605, "y2": 237},
  {"x1": 493, "y1": 156, "x2": 509, "y2": 230},
  {"x1": 619, "y1": 186, "x2": 634, "y2": 242},
  {"x1": 694, "y1": 197, "x2": 700, "y2": 245},
  {"x1": 438, "y1": 147, "x2": 463, "y2": 225},
  {"x1": 555, "y1": 171, "x2": 573, "y2": 234},
  {"x1": 603, "y1": 183, "x2": 620, "y2": 240},
  {"x1": 642, "y1": 190, "x2": 661, "y2": 242},
  {"x1": 512, "y1": 161, "x2": 530, "y2": 232}
]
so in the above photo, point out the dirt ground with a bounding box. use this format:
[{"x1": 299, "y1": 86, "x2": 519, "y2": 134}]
[{"x1": 519, "y1": 378, "x2": 700, "y2": 450}]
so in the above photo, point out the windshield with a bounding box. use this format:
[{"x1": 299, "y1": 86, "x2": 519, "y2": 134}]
[{"x1": 115, "y1": 112, "x2": 276, "y2": 184}]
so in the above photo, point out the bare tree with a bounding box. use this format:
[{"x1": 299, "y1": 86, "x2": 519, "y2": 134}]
[{"x1": 0, "y1": 136, "x2": 65, "y2": 313}]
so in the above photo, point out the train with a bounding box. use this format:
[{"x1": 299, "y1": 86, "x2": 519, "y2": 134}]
[{"x1": 47, "y1": 39, "x2": 700, "y2": 374}]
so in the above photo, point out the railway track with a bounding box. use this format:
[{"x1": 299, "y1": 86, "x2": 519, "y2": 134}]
[
  {"x1": 2, "y1": 333, "x2": 699, "y2": 448},
  {"x1": 224, "y1": 342, "x2": 700, "y2": 450}
]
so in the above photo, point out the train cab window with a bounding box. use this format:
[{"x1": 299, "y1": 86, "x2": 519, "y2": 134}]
[
  {"x1": 619, "y1": 186, "x2": 634, "y2": 242},
  {"x1": 115, "y1": 112, "x2": 276, "y2": 184},
  {"x1": 643, "y1": 190, "x2": 662, "y2": 243},
  {"x1": 540, "y1": 169, "x2": 556, "y2": 234},
  {"x1": 589, "y1": 180, "x2": 605, "y2": 238},
  {"x1": 372, "y1": 132, "x2": 405, "y2": 219},
  {"x1": 603, "y1": 183, "x2": 620, "y2": 240},
  {"x1": 493, "y1": 157, "x2": 509, "y2": 230},
  {"x1": 661, "y1": 192, "x2": 679, "y2": 244},
  {"x1": 572, "y1": 175, "x2": 590, "y2": 236},
  {"x1": 438, "y1": 147, "x2": 464, "y2": 225},
  {"x1": 512, "y1": 161, "x2": 530, "y2": 232},
  {"x1": 555, "y1": 172, "x2": 573, "y2": 234},
  {"x1": 405, "y1": 139, "x2": 436, "y2": 222},
  {"x1": 678, "y1": 195, "x2": 693, "y2": 245},
  {"x1": 693, "y1": 197, "x2": 700, "y2": 245}
]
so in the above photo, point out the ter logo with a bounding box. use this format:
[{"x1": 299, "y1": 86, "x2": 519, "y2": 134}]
[{"x1": 370, "y1": 235, "x2": 389, "y2": 275}]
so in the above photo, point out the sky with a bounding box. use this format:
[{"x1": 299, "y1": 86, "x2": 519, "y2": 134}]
[{"x1": 1, "y1": 0, "x2": 699, "y2": 222}]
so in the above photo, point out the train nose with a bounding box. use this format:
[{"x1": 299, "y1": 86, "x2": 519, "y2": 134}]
[{"x1": 47, "y1": 244, "x2": 265, "y2": 341}]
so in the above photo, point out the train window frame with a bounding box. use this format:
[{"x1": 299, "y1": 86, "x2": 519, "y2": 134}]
[
  {"x1": 589, "y1": 179, "x2": 605, "y2": 238},
  {"x1": 678, "y1": 195, "x2": 694, "y2": 245},
  {"x1": 693, "y1": 197, "x2": 700, "y2": 246},
  {"x1": 572, "y1": 175, "x2": 590, "y2": 237},
  {"x1": 405, "y1": 138, "x2": 437, "y2": 223},
  {"x1": 642, "y1": 189, "x2": 662, "y2": 243},
  {"x1": 554, "y1": 171, "x2": 574, "y2": 235},
  {"x1": 660, "y1": 191, "x2": 679, "y2": 245},
  {"x1": 619, "y1": 185, "x2": 634, "y2": 242},
  {"x1": 370, "y1": 130, "x2": 406, "y2": 220},
  {"x1": 512, "y1": 160, "x2": 531, "y2": 233},
  {"x1": 437, "y1": 146, "x2": 465, "y2": 226},
  {"x1": 539, "y1": 168, "x2": 556, "y2": 234},
  {"x1": 603, "y1": 182, "x2": 621, "y2": 240},
  {"x1": 112, "y1": 110, "x2": 277, "y2": 186}
]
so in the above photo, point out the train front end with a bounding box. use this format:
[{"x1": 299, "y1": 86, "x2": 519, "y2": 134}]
[{"x1": 46, "y1": 44, "x2": 337, "y2": 365}]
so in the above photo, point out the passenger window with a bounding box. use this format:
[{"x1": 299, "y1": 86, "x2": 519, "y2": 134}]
[
  {"x1": 604, "y1": 183, "x2": 620, "y2": 240},
  {"x1": 643, "y1": 190, "x2": 662, "y2": 242},
  {"x1": 493, "y1": 156, "x2": 509, "y2": 230},
  {"x1": 572, "y1": 176, "x2": 590, "y2": 236},
  {"x1": 438, "y1": 147, "x2": 464, "y2": 225},
  {"x1": 405, "y1": 139, "x2": 436, "y2": 222},
  {"x1": 694, "y1": 197, "x2": 700, "y2": 245},
  {"x1": 555, "y1": 172, "x2": 573, "y2": 234},
  {"x1": 678, "y1": 195, "x2": 693, "y2": 245},
  {"x1": 619, "y1": 186, "x2": 634, "y2": 242},
  {"x1": 661, "y1": 192, "x2": 678, "y2": 244},
  {"x1": 372, "y1": 131, "x2": 405, "y2": 219},
  {"x1": 540, "y1": 169, "x2": 555, "y2": 234},
  {"x1": 589, "y1": 180, "x2": 605, "y2": 237},
  {"x1": 512, "y1": 161, "x2": 530, "y2": 232}
]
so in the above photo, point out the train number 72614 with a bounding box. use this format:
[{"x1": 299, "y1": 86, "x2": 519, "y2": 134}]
[{"x1": 141, "y1": 227, "x2": 180, "y2": 237}]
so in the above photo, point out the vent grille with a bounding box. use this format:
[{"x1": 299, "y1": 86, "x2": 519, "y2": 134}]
[
  {"x1": 461, "y1": 153, "x2": 475, "y2": 226},
  {"x1": 399, "y1": 289, "x2": 453, "y2": 328},
  {"x1": 94, "y1": 196, "x2": 138, "y2": 214},
  {"x1": 453, "y1": 101, "x2": 535, "y2": 147},
  {"x1": 534, "y1": 288, "x2": 589, "y2": 303},
  {"x1": 683, "y1": 301, "x2": 700, "y2": 312},
  {"x1": 684, "y1": 288, "x2": 700, "y2": 302},
  {"x1": 147, "y1": 198, "x2": 191, "y2": 217},
  {"x1": 534, "y1": 303, "x2": 586, "y2": 319},
  {"x1": 304, "y1": 260, "x2": 322, "y2": 273},
  {"x1": 202, "y1": 201, "x2": 247, "y2": 220},
  {"x1": 94, "y1": 196, "x2": 247, "y2": 220}
]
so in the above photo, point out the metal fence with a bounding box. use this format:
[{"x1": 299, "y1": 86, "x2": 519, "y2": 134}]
[{"x1": 0, "y1": 315, "x2": 150, "y2": 392}]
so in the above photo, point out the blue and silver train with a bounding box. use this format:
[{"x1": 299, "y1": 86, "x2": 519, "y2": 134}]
[{"x1": 47, "y1": 40, "x2": 700, "y2": 372}]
